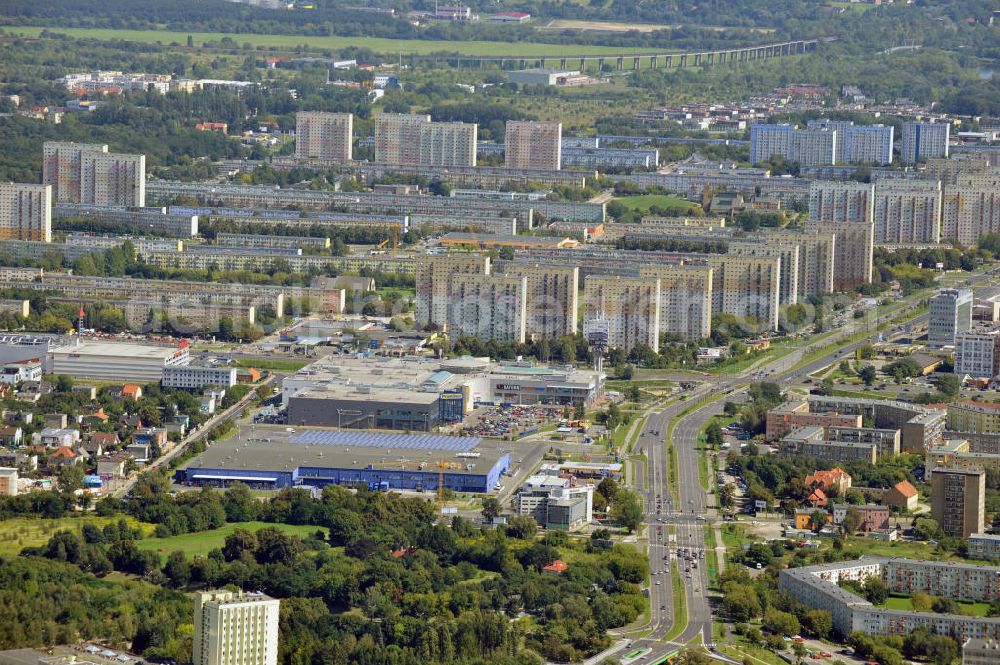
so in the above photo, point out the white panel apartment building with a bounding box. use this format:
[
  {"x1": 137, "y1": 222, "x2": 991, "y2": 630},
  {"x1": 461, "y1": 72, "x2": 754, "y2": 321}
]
[
  {"x1": 872, "y1": 179, "x2": 942, "y2": 244},
  {"x1": 375, "y1": 113, "x2": 477, "y2": 167},
  {"x1": 955, "y1": 331, "x2": 1000, "y2": 378},
  {"x1": 638, "y1": 264, "x2": 713, "y2": 341},
  {"x1": 295, "y1": 111, "x2": 353, "y2": 161},
  {"x1": 781, "y1": 558, "x2": 1000, "y2": 641},
  {"x1": 0, "y1": 183, "x2": 51, "y2": 242},
  {"x1": 504, "y1": 263, "x2": 578, "y2": 339},
  {"x1": 942, "y1": 173, "x2": 1000, "y2": 246},
  {"x1": 447, "y1": 272, "x2": 527, "y2": 343},
  {"x1": 42, "y1": 141, "x2": 108, "y2": 203},
  {"x1": 193, "y1": 591, "x2": 279, "y2": 665},
  {"x1": 80, "y1": 151, "x2": 146, "y2": 207},
  {"x1": 902, "y1": 122, "x2": 950, "y2": 164},
  {"x1": 809, "y1": 181, "x2": 875, "y2": 225},
  {"x1": 505, "y1": 121, "x2": 562, "y2": 170},
  {"x1": 583, "y1": 276, "x2": 661, "y2": 352},
  {"x1": 162, "y1": 364, "x2": 238, "y2": 390}
]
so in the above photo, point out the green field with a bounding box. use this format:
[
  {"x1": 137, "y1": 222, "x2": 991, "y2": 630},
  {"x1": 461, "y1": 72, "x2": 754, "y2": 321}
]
[
  {"x1": 880, "y1": 594, "x2": 991, "y2": 617},
  {"x1": 613, "y1": 194, "x2": 702, "y2": 215},
  {"x1": 0, "y1": 516, "x2": 155, "y2": 557},
  {"x1": 137, "y1": 521, "x2": 326, "y2": 560},
  {"x1": 235, "y1": 357, "x2": 309, "y2": 372},
  {"x1": 5, "y1": 26, "x2": 659, "y2": 57}
]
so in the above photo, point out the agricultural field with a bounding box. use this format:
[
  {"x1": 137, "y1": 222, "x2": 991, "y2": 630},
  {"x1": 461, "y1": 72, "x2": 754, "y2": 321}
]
[
  {"x1": 0, "y1": 516, "x2": 155, "y2": 557},
  {"x1": 136, "y1": 521, "x2": 327, "y2": 560},
  {"x1": 543, "y1": 19, "x2": 777, "y2": 34},
  {"x1": 4, "y1": 26, "x2": 660, "y2": 57}
]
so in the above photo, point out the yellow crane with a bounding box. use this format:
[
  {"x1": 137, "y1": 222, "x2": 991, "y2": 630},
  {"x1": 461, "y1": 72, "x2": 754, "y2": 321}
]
[
  {"x1": 376, "y1": 223, "x2": 402, "y2": 257},
  {"x1": 392, "y1": 457, "x2": 456, "y2": 513}
]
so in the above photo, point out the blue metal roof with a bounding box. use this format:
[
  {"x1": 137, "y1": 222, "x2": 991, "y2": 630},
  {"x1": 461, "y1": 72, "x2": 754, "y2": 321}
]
[{"x1": 289, "y1": 430, "x2": 481, "y2": 451}]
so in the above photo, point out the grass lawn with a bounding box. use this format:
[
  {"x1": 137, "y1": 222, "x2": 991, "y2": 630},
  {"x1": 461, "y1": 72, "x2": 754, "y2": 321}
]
[
  {"x1": 6, "y1": 26, "x2": 659, "y2": 57},
  {"x1": 879, "y1": 594, "x2": 991, "y2": 617},
  {"x1": 0, "y1": 516, "x2": 155, "y2": 557},
  {"x1": 235, "y1": 357, "x2": 310, "y2": 372},
  {"x1": 136, "y1": 521, "x2": 326, "y2": 560},
  {"x1": 613, "y1": 194, "x2": 702, "y2": 215},
  {"x1": 664, "y1": 562, "x2": 688, "y2": 642},
  {"x1": 721, "y1": 523, "x2": 750, "y2": 551}
]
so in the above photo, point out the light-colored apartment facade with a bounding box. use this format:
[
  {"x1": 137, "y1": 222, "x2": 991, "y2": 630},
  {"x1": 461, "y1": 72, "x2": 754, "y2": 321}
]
[
  {"x1": 583, "y1": 275, "x2": 661, "y2": 353},
  {"x1": 902, "y1": 122, "x2": 950, "y2": 163},
  {"x1": 295, "y1": 111, "x2": 353, "y2": 161},
  {"x1": 872, "y1": 179, "x2": 942, "y2": 244},
  {"x1": 414, "y1": 254, "x2": 491, "y2": 328},
  {"x1": 80, "y1": 151, "x2": 145, "y2": 207},
  {"x1": 447, "y1": 272, "x2": 527, "y2": 343},
  {"x1": 505, "y1": 121, "x2": 562, "y2": 170},
  {"x1": 504, "y1": 263, "x2": 578, "y2": 340},
  {"x1": 808, "y1": 180, "x2": 875, "y2": 225},
  {"x1": 0, "y1": 183, "x2": 51, "y2": 242},
  {"x1": 193, "y1": 591, "x2": 279, "y2": 665},
  {"x1": 638, "y1": 264, "x2": 713, "y2": 341},
  {"x1": 42, "y1": 141, "x2": 108, "y2": 203},
  {"x1": 375, "y1": 113, "x2": 477, "y2": 167},
  {"x1": 931, "y1": 467, "x2": 985, "y2": 538}
]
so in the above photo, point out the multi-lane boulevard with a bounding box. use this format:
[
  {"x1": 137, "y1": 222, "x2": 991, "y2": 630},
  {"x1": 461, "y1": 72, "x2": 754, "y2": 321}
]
[{"x1": 619, "y1": 269, "x2": 994, "y2": 663}]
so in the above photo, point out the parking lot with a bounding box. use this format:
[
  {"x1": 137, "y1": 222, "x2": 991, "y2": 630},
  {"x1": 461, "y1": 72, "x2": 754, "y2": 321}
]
[{"x1": 461, "y1": 405, "x2": 564, "y2": 438}]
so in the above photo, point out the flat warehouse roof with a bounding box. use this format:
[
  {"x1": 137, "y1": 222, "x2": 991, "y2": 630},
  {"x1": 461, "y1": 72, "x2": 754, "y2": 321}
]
[
  {"x1": 289, "y1": 430, "x2": 481, "y2": 451},
  {"x1": 49, "y1": 342, "x2": 186, "y2": 359},
  {"x1": 184, "y1": 424, "x2": 508, "y2": 475}
]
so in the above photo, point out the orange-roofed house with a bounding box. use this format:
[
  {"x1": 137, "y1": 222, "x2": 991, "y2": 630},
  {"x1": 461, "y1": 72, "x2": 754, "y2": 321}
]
[
  {"x1": 804, "y1": 467, "x2": 852, "y2": 496},
  {"x1": 49, "y1": 445, "x2": 80, "y2": 468},
  {"x1": 122, "y1": 384, "x2": 142, "y2": 400},
  {"x1": 806, "y1": 487, "x2": 828, "y2": 507},
  {"x1": 884, "y1": 480, "x2": 919, "y2": 511},
  {"x1": 543, "y1": 559, "x2": 569, "y2": 574},
  {"x1": 237, "y1": 367, "x2": 261, "y2": 384}
]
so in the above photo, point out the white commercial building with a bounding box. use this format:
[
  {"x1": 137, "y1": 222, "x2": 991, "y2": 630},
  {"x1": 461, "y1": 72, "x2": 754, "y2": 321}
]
[
  {"x1": 955, "y1": 330, "x2": 1000, "y2": 378},
  {"x1": 47, "y1": 341, "x2": 190, "y2": 381},
  {"x1": 162, "y1": 364, "x2": 238, "y2": 390},
  {"x1": 928, "y1": 288, "x2": 974, "y2": 347},
  {"x1": 193, "y1": 590, "x2": 279, "y2": 665}
]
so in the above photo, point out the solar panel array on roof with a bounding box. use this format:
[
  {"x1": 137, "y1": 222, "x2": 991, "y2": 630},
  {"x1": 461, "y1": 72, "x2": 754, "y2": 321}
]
[{"x1": 289, "y1": 430, "x2": 482, "y2": 451}]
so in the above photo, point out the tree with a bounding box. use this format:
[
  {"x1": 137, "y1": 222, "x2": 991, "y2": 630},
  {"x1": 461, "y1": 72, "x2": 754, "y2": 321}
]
[
  {"x1": 57, "y1": 464, "x2": 85, "y2": 492},
  {"x1": 720, "y1": 483, "x2": 736, "y2": 510},
  {"x1": 55, "y1": 374, "x2": 74, "y2": 392},
  {"x1": 162, "y1": 550, "x2": 191, "y2": 588},
  {"x1": 810, "y1": 509, "x2": 829, "y2": 533},
  {"x1": 611, "y1": 488, "x2": 644, "y2": 533},
  {"x1": 505, "y1": 516, "x2": 538, "y2": 539},
  {"x1": 859, "y1": 364, "x2": 877, "y2": 386},
  {"x1": 222, "y1": 528, "x2": 258, "y2": 562},
  {"x1": 706, "y1": 422, "x2": 724, "y2": 447},
  {"x1": 675, "y1": 650, "x2": 711, "y2": 665},
  {"x1": 841, "y1": 508, "x2": 863, "y2": 535},
  {"x1": 481, "y1": 497, "x2": 502, "y2": 522},
  {"x1": 804, "y1": 609, "x2": 833, "y2": 639},
  {"x1": 763, "y1": 607, "x2": 800, "y2": 636},
  {"x1": 863, "y1": 576, "x2": 888, "y2": 605},
  {"x1": 934, "y1": 374, "x2": 960, "y2": 398},
  {"x1": 722, "y1": 583, "x2": 761, "y2": 622},
  {"x1": 913, "y1": 517, "x2": 942, "y2": 541}
]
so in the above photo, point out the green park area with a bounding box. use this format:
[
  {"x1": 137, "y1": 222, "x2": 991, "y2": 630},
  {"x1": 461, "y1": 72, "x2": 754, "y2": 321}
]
[
  {"x1": 136, "y1": 521, "x2": 327, "y2": 560},
  {"x1": 611, "y1": 194, "x2": 703, "y2": 215},
  {"x1": 0, "y1": 516, "x2": 155, "y2": 557},
  {"x1": 879, "y1": 594, "x2": 991, "y2": 617},
  {"x1": 5, "y1": 26, "x2": 658, "y2": 57}
]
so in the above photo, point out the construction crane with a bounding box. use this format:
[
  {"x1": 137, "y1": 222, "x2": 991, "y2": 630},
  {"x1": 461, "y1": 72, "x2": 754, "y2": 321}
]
[
  {"x1": 391, "y1": 457, "x2": 457, "y2": 513},
  {"x1": 374, "y1": 223, "x2": 402, "y2": 257}
]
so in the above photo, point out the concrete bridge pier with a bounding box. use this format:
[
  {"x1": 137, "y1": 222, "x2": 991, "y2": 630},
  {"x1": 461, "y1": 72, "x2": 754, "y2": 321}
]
[{"x1": 633, "y1": 56, "x2": 641, "y2": 69}]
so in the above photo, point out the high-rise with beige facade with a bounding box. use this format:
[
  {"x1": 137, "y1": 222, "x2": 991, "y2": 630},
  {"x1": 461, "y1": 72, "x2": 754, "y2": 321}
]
[
  {"x1": 0, "y1": 183, "x2": 51, "y2": 242},
  {"x1": 729, "y1": 240, "x2": 799, "y2": 307},
  {"x1": 415, "y1": 254, "x2": 491, "y2": 328},
  {"x1": 583, "y1": 276, "x2": 661, "y2": 352},
  {"x1": 873, "y1": 179, "x2": 942, "y2": 244},
  {"x1": 805, "y1": 220, "x2": 873, "y2": 292},
  {"x1": 705, "y1": 254, "x2": 781, "y2": 331},
  {"x1": 784, "y1": 229, "x2": 836, "y2": 300},
  {"x1": 504, "y1": 263, "x2": 578, "y2": 339},
  {"x1": 941, "y1": 173, "x2": 1000, "y2": 246},
  {"x1": 295, "y1": 111, "x2": 353, "y2": 161},
  {"x1": 809, "y1": 180, "x2": 875, "y2": 225},
  {"x1": 638, "y1": 264, "x2": 713, "y2": 341},
  {"x1": 505, "y1": 121, "x2": 562, "y2": 170},
  {"x1": 193, "y1": 591, "x2": 279, "y2": 665},
  {"x1": 375, "y1": 113, "x2": 477, "y2": 167},
  {"x1": 80, "y1": 151, "x2": 146, "y2": 207},
  {"x1": 42, "y1": 141, "x2": 108, "y2": 203},
  {"x1": 448, "y1": 272, "x2": 527, "y2": 343}
]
